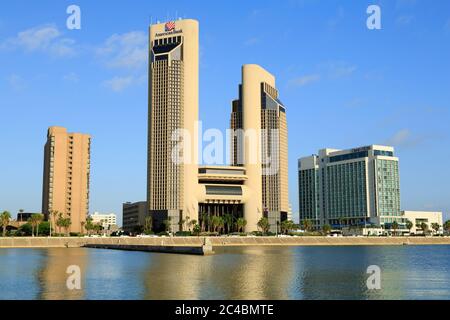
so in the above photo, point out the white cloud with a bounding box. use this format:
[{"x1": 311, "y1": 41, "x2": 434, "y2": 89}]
[
  {"x1": 384, "y1": 129, "x2": 423, "y2": 148},
  {"x1": 244, "y1": 37, "x2": 260, "y2": 46},
  {"x1": 63, "y1": 72, "x2": 79, "y2": 83},
  {"x1": 96, "y1": 31, "x2": 147, "y2": 70},
  {"x1": 396, "y1": 15, "x2": 415, "y2": 26},
  {"x1": 327, "y1": 6, "x2": 345, "y2": 29},
  {"x1": 6, "y1": 74, "x2": 26, "y2": 91},
  {"x1": 345, "y1": 98, "x2": 365, "y2": 109},
  {"x1": 102, "y1": 75, "x2": 145, "y2": 92},
  {"x1": 325, "y1": 61, "x2": 357, "y2": 79},
  {"x1": 1, "y1": 24, "x2": 76, "y2": 57},
  {"x1": 288, "y1": 74, "x2": 320, "y2": 87}
]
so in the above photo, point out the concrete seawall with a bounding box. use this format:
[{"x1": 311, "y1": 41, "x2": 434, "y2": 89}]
[
  {"x1": 1, "y1": 236, "x2": 450, "y2": 249},
  {"x1": 84, "y1": 243, "x2": 213, "y2": 255}
]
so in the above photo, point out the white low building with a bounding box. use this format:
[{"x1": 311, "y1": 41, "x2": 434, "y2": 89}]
[
  {"x1": 91, "y1": 212, "x2": 117, "y2": 230},
  {"x1": 401, "y1": 211, "x2": 443, "y2": 235},
  {"x1": 342, "y1": 227, "x2": 384, "y2": 237}
]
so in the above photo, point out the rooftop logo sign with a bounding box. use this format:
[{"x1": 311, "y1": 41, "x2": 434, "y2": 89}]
[
  {"x1": 155, "y1": 21, "x2": 182, "y2": 37},
  {"x1": 165, "y1": 21, "x2": 175, "y2": 32}
]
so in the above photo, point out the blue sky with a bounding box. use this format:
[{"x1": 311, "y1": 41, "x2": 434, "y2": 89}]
[{"x1": 1, "y1": 0, "x2": 449, "y2": 225}]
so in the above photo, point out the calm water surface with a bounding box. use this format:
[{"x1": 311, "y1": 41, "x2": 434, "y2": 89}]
[{"x1": 1, "y1": 246, "x2": 450, "y2": 300}]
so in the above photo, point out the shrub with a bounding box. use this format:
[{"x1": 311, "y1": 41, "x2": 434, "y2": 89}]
[
  {"x1": 199, "y1": 232, "x2": 219, "y2": 237},
  {"x1": 175, "y1": 231, "x2": 192, "y2": 237}
]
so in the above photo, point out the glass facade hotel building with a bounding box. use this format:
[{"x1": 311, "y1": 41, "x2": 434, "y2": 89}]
[{"x1": 298, "y1": 145, "x2": 401, "y2": 229}]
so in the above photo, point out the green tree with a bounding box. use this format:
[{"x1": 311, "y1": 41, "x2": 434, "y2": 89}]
[
  {"x1": 200, "y1": 212, "x2": 208, "y2": 232},
  {"x1": 193, "y1": 224, "x2": 201, "y2": 236},
  {"x1": 144, "y1": 215, "x2": 153, "y2": 234},
  {"x1": 1, "y1": 211, "x2": 11, "y2": 237},
  {"x1": 257, "y1": 217, "x2": 270, "y2": 235},
  {"x1": 85, "y1": 215, "x2": 94, "y2": 236},
  {"x1": 57, "y1": 216, "x2": 72, "y2": 236},
  {"x1": 322, "y1": 224, "x2": 332, "y2": 235},
  {"x1": 405, "y1": 219, "x2": 413, "y2": 234},
  {"x1": 223, "y1": 214, "x2": 233, "y2": 234},
  {"x1": 444, "y1": 220, "x2": 450, "y2": 234},
  {"x1": 236, "y1": 218, "x2": 247, "y2": 233},
  {"x1": 48, "y1": 210, "x2": 60, "y2": 237},
  {"x1": 217, "y1": 216, "x2": 225, "y2": 234},
  {"x1": 189, "y1": 219, "x2": 197, "y2": 232},
  {"x1": 420, "y1": 222, "x2": 428, "y2": 235},
  {"x1": 302, "y1": 219, "x2": 313, "y2": 232},
  {"x1": 431, "y1": 223, "x2": 441, "y2": 235},
  {"x1": 391, "y1": 221, "x2": 399, "y2": 236},
  {"x1": 209, "y1": 216, "x2": 221, "y2": 233},
  {"x1": 281, "y1": 220, "x2": 296, "y2": 235},
  {"x1": 28, "y1": 215, "x2": 38, "y2": 237},
  {"x1": 32, "y1": 213, "x2": 44, "y2": 237},
  {"x1": 163, "y1": 217, "x2": 172, "y2": 233}
]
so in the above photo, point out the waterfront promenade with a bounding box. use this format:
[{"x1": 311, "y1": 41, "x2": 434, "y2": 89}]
[{"x1": 2, "y1": 236, "x2": 450, "y2": 249}]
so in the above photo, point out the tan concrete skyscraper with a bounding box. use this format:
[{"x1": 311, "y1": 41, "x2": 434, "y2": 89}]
[
  {"x1": 231, "y1": 65, "x2": 289, "y2": 232},
  {"x1": 42, "y1": 126, "x2": 91, "y2": 233},
  {"x1": 147, "y1": 19, "x2": 199, "y2": 232}
]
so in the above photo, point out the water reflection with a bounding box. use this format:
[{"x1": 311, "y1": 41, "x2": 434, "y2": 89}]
[
  {"x1": 1, "y1": 246, "x2": 450, "y2": 300},
  {"x1": 142, "y1": 247, "x2": 296, "y2": 300},
  {"x1": 37, "y1": 248, "x2": 87, "y2": 300}
]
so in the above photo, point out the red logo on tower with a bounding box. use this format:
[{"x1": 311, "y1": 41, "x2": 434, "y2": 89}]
[{"x1": 165, "y1": 21, "x2": 175, "y2": 32}]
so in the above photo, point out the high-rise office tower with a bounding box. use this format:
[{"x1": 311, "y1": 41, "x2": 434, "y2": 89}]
[
  {"x1": 42, "y1": 126, "x2": 91, "y2": 233},
  {"x1": 298, "y1": 145, "x2": 401, "y2": 230},
  {"x1": 231, "y1": 65, "x2": 289, "y2": 232},
  {"x1": 147, "y1": 19, "x2": 199, "y2": 232}
]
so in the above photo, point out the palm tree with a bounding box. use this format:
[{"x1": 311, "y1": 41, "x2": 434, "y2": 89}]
[
  {"x1": 193, "y1": 224, "x2": 201, "y2": 236},
  {"x1": 302, "y1": 219, "x2": 313, "y2": 232},
  {"x1": 200, "y1": 212, "x2": 207, "y2": 232},
  {"x1": 444, "y1": 220, "x2": 450, "y2": 235},
  {"x1": 281, "y1": 220, "x2": 288, "y2": 234},
  {"x1": 184, "y1": 216, "x2": 190, "y2": 232},
  {"x1": 32, "y1": 213, "x2": 44, "y2": 237},
  {"x1": 391, "y1": 221, "x2": 399, "y2": 236},
  {"x1": 1, "y1": 211, "x2": 11, "y2": 237},
  {"x1": 322, "y1": 224, "x2": 332, "y2": 235},
  {"x1": 48, "y1": 210, "x2": 59, "y2": 237},
  {"x1": 236, "y1": 218, "x2": 247, "y2": 233},
  {"x1": 85, "y1": 215, "x2": 94, "y2": 236},
  {"x1": 144, "y1": 215, "x2": 153, "y2": 234},
  {"x1": 281, "y1": 220, "x2": 295, "y2": 235},
  {"x1": 62, "y1": 218, "x2": 72, "y2": 236},
  {"x1": 210, "y1": 216, "x2": 220, "y2": 233},
  {"x1": 257, "y1": 217, "x2": 270, "y2": 235},
  {"x1": 217, "y1": 217, "x2": 225, "y2": 234},
  {"x1": 223, "y1": 214, "x2": 233, "y2": 234},
  {"x1": 163, "y1": 217, "x2": 172, "y2": 233},
  {"x1": 189, "y1": 219, "x2": 197, "y2": 232},
  {"x1": 420, "y1": 222, "x2": 428, "y2": 235},
  {"x1": 80, "y1": 221, "x2": 86, "y2": 235},
  {"x1": 405, "y1": 219, "x2": 413, "y2": 234},
  {"x1": 28, "y1": 216, "x2": 37, "y2": 237},
  {"x1": 431, "y1": 223, "x2": 441, "y2": 235},
  {"x1": 56, "y1": 215, "x2": 71, "y2": 236}
]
